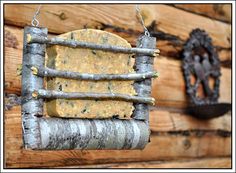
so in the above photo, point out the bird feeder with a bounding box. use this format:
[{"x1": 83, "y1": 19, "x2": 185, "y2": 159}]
[{"x1": 21, "y1": 26, "x2": 159, "y2": 150}]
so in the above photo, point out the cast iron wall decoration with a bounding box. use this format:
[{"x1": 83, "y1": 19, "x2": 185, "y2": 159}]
[
  {"x1": 182, "y1": 28, "x2": 221, "y2": 105},
  {"x1": 182, "y1": 29, "x2": 231, "y2": 119},
  {"x1": 21, "y1": 6, "x2": 159, "y2": 150}
]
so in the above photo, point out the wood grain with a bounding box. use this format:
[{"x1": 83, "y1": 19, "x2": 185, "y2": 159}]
[
  {"x1": 4, "y1": 5, "x2": 231, "y2": 62},
  {"x1": 109, "y1": 158, "x2": 232, "y2": 168},
  {"x1": 4, "y1": 26, "x2": 231, "y2": 108},
  {"x1": 4, "y1": 4, "x2": 231, "y2": 47},
  {"x1": 153, "y1": 57, "x2": 231, "y2": 108},
  {"x1": 149, "y1": 110, "x2": 231, "y2": 132},
  {"x1": 173, "y1": 4, "x2": 231, "y2": 23},
  {"x1": 58, "y1": 157, "x2": 231, "y2": 168},
  {"x1": 4, "y1": 24, "x2": 231, "y2": 65},
  {"x1": 4, "y1": 102, "x2": 232, "y2": 132},
  {"x1": 4, "y1": 106, "x2": 231, "y2": 168}
]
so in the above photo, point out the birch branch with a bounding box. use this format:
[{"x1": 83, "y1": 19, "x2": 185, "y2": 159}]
[
  {"x1": 27, "y1": 34, "x2": 160, "y2": 57},
  {"x1": 133, "y1": 35, "x2": 157, "y2": 120},
  {"x1": 21, "y1": 26, "x2": 48, "y2": 149},
  {"x1": 33, "y1": 89, "x2": 155, "y2": 105},
  {"x1": 31, "y1": 66, "x2": 159, "y2": 81}
]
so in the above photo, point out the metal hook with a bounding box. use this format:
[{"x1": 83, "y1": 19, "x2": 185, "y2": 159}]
[
  {"x1": 135, "y1": 5, "x2": 150, "y2": 37},
  {"x1": 31, "y1": 5, "x2": 42, "y2": 27}
]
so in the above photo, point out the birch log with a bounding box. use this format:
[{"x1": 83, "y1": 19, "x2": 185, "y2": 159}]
[
  {"x1": 133, "y1": 35, "x2": 157, "y2": 120},
  {"x1": 21, "y1": 26, "x2": 47, "y2": 149},
  {"x1": 38, "y1": 118, "x2": 149, "y2": 150}
]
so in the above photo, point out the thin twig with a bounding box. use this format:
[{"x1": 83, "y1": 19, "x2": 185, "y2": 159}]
[
  {"x1": 27, "y1": 34, "x2": 160, "y2": 57},
  {"x1": 31, "y1": 66, "x2": 159, "y2": 81},
  {"x1": 33, "y1": 89, "x2": 155, "y2": 105}
]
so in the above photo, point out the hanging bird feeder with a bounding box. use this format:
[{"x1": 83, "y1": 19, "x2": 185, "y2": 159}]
[{"x1": 21, "y1": 5, "x2": 159, "y2": 150}]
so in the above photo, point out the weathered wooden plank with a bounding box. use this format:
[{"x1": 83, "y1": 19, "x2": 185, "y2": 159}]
[
  {"x1": 4, "y1": 47, "x2": 22, "y2": 94},
  {"x1": 4, "y1": 105, "x2": 231, "y2": 132},
  {"x1": 58, "y1": 157, "x2": 231, "y2": 168},
  {"x1": 4, "y1": 5, "x2": 231, "y2": 61},
  {"x1": 5, "y1": 95, "x2": 232, "y2": 133},
  {"x1": 153, "y1": 57, "x2": 231, "y2": 108},
  {"x1": 149, "y1": 110, "x2": 231, "y2": 132},
  {"x1": 4, "y1": 106, "x2": 231, "y2": 168},
  {"x1": 172, "y1": 4, "x2": 231, "y2": 23},
  {"x1": 110, "y1": 157, "x2": 232, "y2": 168},
  {"x1": 5, "y1": 23, "x2": 231, "y2": 65},
  {"x1": 4, "y1": 4, "x2": 230, "y2": 47},
  {"x1": 4, "y1": 26, "x2": 231, "y2": 108},
  {"x1": 6, "y1": 135, "x2": 231, "y2": 168},
  {"x1": 4, "y1": 106, "x2": 231, "y2": 167}
]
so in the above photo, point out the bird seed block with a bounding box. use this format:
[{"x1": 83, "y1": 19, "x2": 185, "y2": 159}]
[{"x1": 45, "y1": 29, "x2": 136, "y2": 119}]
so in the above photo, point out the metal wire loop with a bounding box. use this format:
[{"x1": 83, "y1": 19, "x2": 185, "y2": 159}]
[
  {"x1": 136, "y1": 5, "x2": 150, "y2": 37},
  {"x1": 31, "y1": 5, "x2": 42, "y2": 27},
  {"x1": 31, "y1": 18, "x2": 39, "y2": 27}
]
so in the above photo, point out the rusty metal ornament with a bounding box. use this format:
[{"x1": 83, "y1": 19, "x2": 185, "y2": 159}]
[{"x1": 182, "y1": 28, "x2": 221, "y2": 106}]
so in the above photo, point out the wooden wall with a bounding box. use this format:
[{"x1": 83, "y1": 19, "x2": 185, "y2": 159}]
[{"x1": 4, "y1": 4, "x2": 232, "y2": 168}]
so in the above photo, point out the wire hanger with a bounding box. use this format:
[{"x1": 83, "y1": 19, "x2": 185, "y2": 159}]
[
  {"x1": 31, "y1": 4, "x2": 42, "y2": 27},
  {"x1": 136, "y1": 5, "x2": 150, "y2": 37}
]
